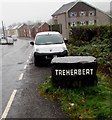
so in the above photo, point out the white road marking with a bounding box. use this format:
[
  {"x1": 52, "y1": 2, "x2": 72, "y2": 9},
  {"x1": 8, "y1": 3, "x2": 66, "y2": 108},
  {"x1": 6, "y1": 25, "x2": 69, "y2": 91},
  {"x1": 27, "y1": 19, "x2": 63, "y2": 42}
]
[
  {"x1": 0, "y1": 90, "x2": 17, "y2": 119},
  {"x1": 24, "y1": 65, "x2": 27, "y2": 70},
  {"x1": 29, "y1": 53, "x2": 32, "y2": 56},
  {"x1": 19, "y1": 73, "x2": 24, "y2": 80},
  {"x1": 27, "y1": 59, "x2": 29, "y2": 63},
  {"x1": 29, "y1": 56, "x2": 31, "y2": 59}
]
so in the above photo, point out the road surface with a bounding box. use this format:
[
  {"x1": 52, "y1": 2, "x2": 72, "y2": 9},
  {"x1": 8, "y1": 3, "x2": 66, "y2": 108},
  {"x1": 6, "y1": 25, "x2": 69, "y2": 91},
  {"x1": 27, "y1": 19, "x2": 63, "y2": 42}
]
[{"x1": 1, "y1": 38, "x2": 68, "y2": 119}]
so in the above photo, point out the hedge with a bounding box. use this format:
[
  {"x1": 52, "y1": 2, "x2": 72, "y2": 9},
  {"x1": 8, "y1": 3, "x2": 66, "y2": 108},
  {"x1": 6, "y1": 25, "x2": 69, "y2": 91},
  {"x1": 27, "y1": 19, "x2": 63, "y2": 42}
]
[
  {"x1": 69, "y1": 25, "x2": 112, "y2": 46},
  {"x1": 68, "y1": 25, "x2": 112, "y2": 77}
]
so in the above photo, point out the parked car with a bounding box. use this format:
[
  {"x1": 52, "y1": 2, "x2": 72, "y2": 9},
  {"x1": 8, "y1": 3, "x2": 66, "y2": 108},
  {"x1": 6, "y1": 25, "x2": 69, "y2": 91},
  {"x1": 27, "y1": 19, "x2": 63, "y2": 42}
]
[
  {"x1": 0, "y1": 37, "x2": 7, "y2": 45},
  {"x1": 1, "y1": 36, "x2": 7, "y2": 39},
  {"x1": 12, "y1": 35, "x2": 17, "y2": 41},
  {"x1": 30, "y1": 31, "x2": 68, "y2": 66},
  {"x1": 7, "y1": 37, "x2": 14, "y2": 45}
]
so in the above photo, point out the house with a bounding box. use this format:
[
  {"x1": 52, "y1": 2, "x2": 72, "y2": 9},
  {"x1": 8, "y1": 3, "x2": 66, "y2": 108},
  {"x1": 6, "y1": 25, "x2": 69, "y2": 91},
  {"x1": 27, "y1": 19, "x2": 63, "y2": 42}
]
[
  {"x1": 25, "y1": 25, "x2": 34, "y2": 38},
  {"x1": 17, "y1": 23, "x2": 29, "y2": 37},
  {"x1": 37, "y1": 22, "x2": 49, "y2": 33},
  {"x1": 30, "y1": 24, "x2": 41, "y2": 39},
  {"x1": 52, "y1": 0, "x2": 112, "y2": 39},
  {"x1": 5, "y1": 22, "x2": 50, "y2": 39},
  {"x1": 6, "y1": 23, "x2": 29, "y2": 37},
  {"x1": 6, "y1": 25, "x2": 19, "y2": 37},
  {"x1": 6, "y1": 26, "x2": 14, "y2": 37},
  {"x1": 30, "y1": 26, "x2": 36, "y2": 39},
  {"x1": 111, "y1": 1, "x2": 112, "y2": 16},
  {"x1": 29, "y1": 22, "x2": 49, "y2": 39}
]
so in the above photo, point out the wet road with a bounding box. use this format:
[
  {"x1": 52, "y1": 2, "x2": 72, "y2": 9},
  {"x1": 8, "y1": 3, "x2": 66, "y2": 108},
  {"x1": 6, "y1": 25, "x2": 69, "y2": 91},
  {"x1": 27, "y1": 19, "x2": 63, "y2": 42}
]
[
  {"x1": 1, "y1": 38, "x2": 68, "y2": 119},
  {"x1": 1, "y1": 38, "x2": 33, "y2": 117}
]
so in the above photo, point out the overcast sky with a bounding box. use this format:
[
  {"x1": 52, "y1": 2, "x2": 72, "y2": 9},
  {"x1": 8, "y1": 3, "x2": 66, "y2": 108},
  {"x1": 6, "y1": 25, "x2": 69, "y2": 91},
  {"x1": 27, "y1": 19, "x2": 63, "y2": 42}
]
[{"x1": 1, "y1": 0, "x2": 112, "y2": 26}]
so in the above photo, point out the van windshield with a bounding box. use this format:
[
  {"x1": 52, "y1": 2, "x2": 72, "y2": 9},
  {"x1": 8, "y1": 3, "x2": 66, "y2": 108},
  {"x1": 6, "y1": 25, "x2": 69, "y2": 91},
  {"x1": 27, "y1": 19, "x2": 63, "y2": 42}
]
[{"x1": 35, "y1": 34, "x2": 64, "y2": 45}]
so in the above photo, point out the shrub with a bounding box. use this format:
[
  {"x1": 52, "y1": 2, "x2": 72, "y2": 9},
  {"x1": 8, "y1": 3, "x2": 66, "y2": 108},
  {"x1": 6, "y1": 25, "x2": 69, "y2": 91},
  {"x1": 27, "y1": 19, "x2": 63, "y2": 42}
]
[
  {"x1": 67, "y1": 38, "x2": 112, "y2": 76},
  {"x1": 68, "y1": 25, "x2": 112, "y2": 76}
]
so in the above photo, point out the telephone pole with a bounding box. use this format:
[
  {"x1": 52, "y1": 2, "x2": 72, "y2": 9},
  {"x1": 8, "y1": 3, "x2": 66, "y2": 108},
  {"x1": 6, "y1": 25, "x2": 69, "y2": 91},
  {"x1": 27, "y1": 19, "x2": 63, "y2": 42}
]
[
  {"x1": 2, "y1": 21, "x2": 8, "y2": 43},
  {"x1": 2, "y1": 21, "x2": 6, "y2": 37}
]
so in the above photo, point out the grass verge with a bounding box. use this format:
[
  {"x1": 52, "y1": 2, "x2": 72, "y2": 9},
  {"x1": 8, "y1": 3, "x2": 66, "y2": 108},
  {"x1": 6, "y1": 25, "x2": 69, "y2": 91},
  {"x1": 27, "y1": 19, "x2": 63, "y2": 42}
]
[{"x1": 38, "y1": 73, "x2": 112, "y2": 119}]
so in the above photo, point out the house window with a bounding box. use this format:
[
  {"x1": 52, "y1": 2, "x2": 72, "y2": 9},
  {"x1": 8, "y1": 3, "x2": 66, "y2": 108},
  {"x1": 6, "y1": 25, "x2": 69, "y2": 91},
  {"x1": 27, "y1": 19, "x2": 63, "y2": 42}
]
[
  {"x1": 89, "y1": 11, "x2": 95, "y2": 16},
  {"x1": 53, "y1": 16, "x2": 57, "y2": 19},
  {"x1": 70, "y1": 12, "x2": 77, "y2": 17},
  {"x1": 80, "y1": 11, "x2": 86, "y2": 16},
  {"x1": 88, "y1": 20, "x2": 95, "y2": 25},
  {"x1": 70, "y1": 22, "x2": 77, "y2": 27},
  {"x1": 80, "y1": 21, "x2": 86, "y2": 25},
  {"x1": 54, "y1": 16, "x2": 57, "y2": 18}
]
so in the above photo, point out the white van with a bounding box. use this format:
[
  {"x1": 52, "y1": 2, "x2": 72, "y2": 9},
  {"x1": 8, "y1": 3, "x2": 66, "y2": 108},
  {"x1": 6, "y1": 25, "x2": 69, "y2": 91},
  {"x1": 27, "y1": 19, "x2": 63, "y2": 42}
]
[{"x1": 30, "y1": 31, "x2": 68, "y2": 66}]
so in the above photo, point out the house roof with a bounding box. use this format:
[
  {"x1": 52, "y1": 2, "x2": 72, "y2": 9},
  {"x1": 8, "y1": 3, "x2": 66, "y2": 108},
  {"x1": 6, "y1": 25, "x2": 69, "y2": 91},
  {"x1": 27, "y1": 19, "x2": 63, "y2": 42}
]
[
  {"x1": 29, "y1": 25, "x2": 35, "y2": 29},
  {"x1": 17, "y1": 23, "x2": 25, "y2": 29},
  {"x1": 52, "y1": 2, "x2": 76, "y2": 16},
  {"x1": 38, "y1": 22, "x2": 49, "y2": 28},
  {"x1": 7, "y1": 24, "x2": 24, "y2": 30},
  {"x1": 6, "y1": 26, "x2": 13, "y2": 30},
  {"x1": 52, "y1": 0, "x2": 112, "y2": 19},
  {"x1": 12, "y1": 25, "x2": 20, "y2": 30}
]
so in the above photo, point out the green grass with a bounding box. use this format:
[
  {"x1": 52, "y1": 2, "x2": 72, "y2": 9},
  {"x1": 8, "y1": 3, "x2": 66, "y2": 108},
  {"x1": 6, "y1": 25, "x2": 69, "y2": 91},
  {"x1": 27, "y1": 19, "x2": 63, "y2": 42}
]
[{"x1": 38, "y1": 73, "x2": 112, "y2": 119}]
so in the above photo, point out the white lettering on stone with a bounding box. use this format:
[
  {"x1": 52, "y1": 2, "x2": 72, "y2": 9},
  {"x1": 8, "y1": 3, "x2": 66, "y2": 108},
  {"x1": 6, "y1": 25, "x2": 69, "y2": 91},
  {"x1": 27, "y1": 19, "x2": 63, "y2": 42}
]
[
  {"x1": 71, "y1": 69, "x2": 73, "y2": 75},
  {"x1": 55, "y1": 69, "x2": 94, "y2": 76},
  {"x1": 74, "y1": 69, "x2": 77, "y2": 75},
  {"x1": 55, "y1": 69, "x2": 59, "y2": 75},
  {"x1": 66, "y1": 70, "x2": 70, "y2": 75},
  {"x1": 78, "y1": 69, "x2": 81, "y2": 75},
  {"x1": 82, "y1": 69, "x2": 85, "y2": 75},
  {"x1": 90, "y1": 69, "x2": 93, "y2": 75},
  {"x1": 59, "y1": 70, "x2": 62, "y2": 75},
  {"x1": 86, "y1": 69, "x2": 90, "y2": 75},
  {"x1": 63, "y1": 70, "x2": 65, "y2": 76}
]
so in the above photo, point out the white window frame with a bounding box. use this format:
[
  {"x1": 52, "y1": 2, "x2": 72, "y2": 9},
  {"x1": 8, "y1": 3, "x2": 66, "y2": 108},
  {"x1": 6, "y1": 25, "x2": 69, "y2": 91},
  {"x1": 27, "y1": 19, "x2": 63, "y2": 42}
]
[
  {"x1": 80, "y1": 21, "x2": 86, "y2": 25},
  {"x1": 70, "y1": 22, "x2": 77, "y2": 27},
  {"x1": 89, "y1": 11, "x2": 95, "y2": 16},
  {"x1": 70, "y1": 12, "x2": 77, "y2": 17},
  {"x1": 80, "y1": 11, "x2": 86, "y2": 16},
  {"x1": 88, "y1": 20, "x2": 95, "y2": 25}
]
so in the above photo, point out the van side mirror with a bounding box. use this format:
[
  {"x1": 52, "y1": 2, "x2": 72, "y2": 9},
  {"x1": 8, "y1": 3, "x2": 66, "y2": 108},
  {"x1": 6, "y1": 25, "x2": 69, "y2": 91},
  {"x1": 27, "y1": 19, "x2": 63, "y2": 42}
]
[{"x1": 30, "y1": 41, "x2": 34, "y2": 45}]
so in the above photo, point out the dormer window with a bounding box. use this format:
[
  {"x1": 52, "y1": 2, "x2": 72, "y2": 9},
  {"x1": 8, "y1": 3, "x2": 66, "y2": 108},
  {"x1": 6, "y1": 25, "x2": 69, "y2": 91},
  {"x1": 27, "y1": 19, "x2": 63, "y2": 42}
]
[
  {"x1": 70, "y1": 12, "x2": 77, "y2": 17},
  {"x1": 80, "y1": 11, "x2": 86, "y2": 16},
  {"x1": 89, "y1": 11, "x2": 95, "y2": 16}
]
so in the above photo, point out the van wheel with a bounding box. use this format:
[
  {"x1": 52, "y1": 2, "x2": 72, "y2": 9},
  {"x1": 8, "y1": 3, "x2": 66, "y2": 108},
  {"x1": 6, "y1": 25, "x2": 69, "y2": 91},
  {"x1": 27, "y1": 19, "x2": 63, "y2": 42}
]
[{"x1": 34, "y1": 56, "x2": 39, "y2": 66}]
